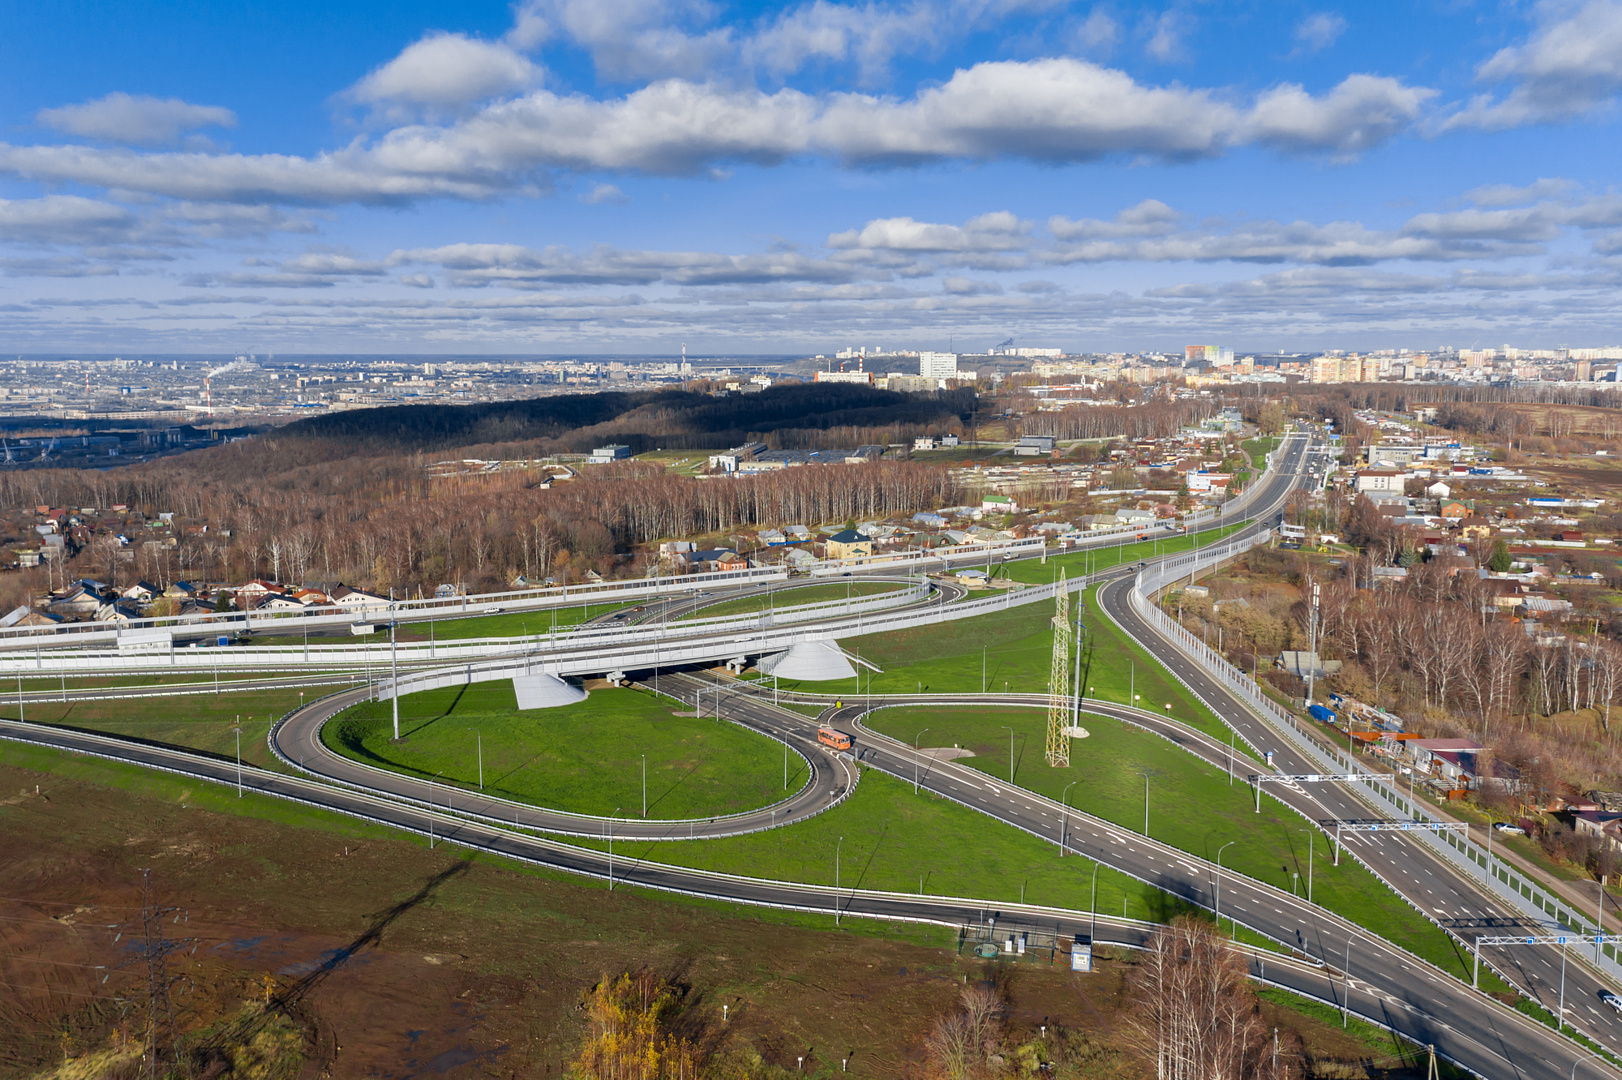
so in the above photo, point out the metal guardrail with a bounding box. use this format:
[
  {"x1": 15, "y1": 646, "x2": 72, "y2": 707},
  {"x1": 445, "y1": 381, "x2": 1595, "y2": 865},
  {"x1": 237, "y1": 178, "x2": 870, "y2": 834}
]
[
  {"x1": 1123, "y1": 496, "x2": 1622, "y2": 991},
  {"x1": 0, "y1": 576, "x2": 939, "y2": 672}
]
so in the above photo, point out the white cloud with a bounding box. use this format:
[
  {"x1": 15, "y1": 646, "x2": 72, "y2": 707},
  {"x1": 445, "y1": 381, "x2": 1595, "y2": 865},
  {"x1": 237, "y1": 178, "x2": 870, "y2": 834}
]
[
  {"x1": 392, "y1": 241, "x2": 871, "y2": 286},
  {"x1": 582, "y1": 183, "x2": 629, "y2": 204},
  {"x1": 827, "y1": 211, "x2": 1029, "y2": 251},
  {"x1": 37, "y1": 92, "x2": 236, "y2": 146},
  {"x1": 348, "y1": 33, "x2": 542, "y2": 113},
  {"x1": 1449, "y1": 0, "x2": 1622, "y2": 129},
  {"x1": 1048, "y1": 199, "x2": 1181, "y2": 241},
  {"x1": 1245, "y1": 74, "x2": 1434, "y2": 155},
  {"x1": 1144, "y1": 10, "x2": 1191, "y2": 63},
  {"x1": 1073, "y1": 8, "x2": 1118, "y2": 54},
  {"x1": 1466, "y1": 178, "x2": 1576, "y2": 206},
  {"x1": 509, "y1": 0, "x2": 733, "y2": 82},
  {"x1": 0, "y1": 195, "x2": 145, "y2": 245},
  {"x1": 1293, "y1": 12, "x2": 1347, "y2": 54}
]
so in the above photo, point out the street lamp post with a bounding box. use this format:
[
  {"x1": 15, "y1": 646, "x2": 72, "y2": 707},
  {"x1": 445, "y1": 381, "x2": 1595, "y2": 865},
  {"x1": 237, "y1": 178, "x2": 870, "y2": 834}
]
[
  {"x1": 1136, "y1": 771, "x2": 1149, "y2": 835},
  {"x1": 1089, "y1": 862, "x2": 1099, "y2": 944},
  {"x1": 609, "y1": 807, "x2": 621, "y2": 890},
  {"x1": 1001, "y1": 726, "x2": 1016, "y2": 783},
  {"x1": 389, "y1": 619, "x2": 400, "y2": 740},
  {"x1": 642, "y1": 754, "x2": 647, "y2": 817},
  {"x1": 835, "y1": 836, "x2": 844, "y2": 926},
  {"x1": 1215, "y1": 841, "x2": 1236, "y2": 931},
  {"x1": 913, "y1": 728, "x2": 931, "y2": 794},
  {"x1": 234, "y1": 724, "x2": 242, "y2": 798},
  {"x1": 1060, "y1": 780, "x2": 1077, "y2": 856}
]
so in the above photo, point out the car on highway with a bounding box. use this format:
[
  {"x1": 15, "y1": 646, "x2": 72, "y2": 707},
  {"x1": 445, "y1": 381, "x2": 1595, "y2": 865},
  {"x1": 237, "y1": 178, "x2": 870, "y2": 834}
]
[{"x1": 1603, "y1": 991, "x2": 1622, "y2": 1013}]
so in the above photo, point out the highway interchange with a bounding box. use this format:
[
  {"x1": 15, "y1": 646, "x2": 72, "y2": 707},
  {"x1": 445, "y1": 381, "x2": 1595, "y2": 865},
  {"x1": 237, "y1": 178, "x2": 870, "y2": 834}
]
[{"x1": 1, "y1": 429, "x2": 1618, "y2": 1078}]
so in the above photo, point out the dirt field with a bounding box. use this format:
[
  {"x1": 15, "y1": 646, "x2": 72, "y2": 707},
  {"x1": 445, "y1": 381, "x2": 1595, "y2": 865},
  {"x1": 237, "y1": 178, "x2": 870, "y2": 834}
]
[{"x1": 0, "y1": 752, "x2": 1445, "y2": 1079}]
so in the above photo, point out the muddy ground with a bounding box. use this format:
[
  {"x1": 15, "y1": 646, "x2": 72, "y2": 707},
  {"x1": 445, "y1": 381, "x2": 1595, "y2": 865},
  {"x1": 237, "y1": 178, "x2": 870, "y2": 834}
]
[{"x1": 0, "y1": 756, "x2": 1441, "y2": 1078}]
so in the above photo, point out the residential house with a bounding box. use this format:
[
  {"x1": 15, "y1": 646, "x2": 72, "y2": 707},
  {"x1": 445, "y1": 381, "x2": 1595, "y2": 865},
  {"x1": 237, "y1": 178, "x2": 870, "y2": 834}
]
[
  {"x1": 1457, "y1": 515, "x2": 1492, "y2": 541},
  {"x1": 256, "y1": 594, "x2": 306, "y2": 612},
  {"x1": 911, "y1": 512, "x2": 947, "y2": 529},
  {"x1": 1516, "y1": 596, "x2": 1573, "y2": 619},
  {"x1": 330, "y1": 585, "x2": 390, "y2": 611},
  {"x1": 94, "y1": 601, "x2": 141, "y2": 623},
  {"x1": 1014, "y1": 435, "x2": 1056, "y2": 457},
  {"x1": 121, "y1": 581, "x2": 158, "y2": 604},
  {"x1": 1574, "y1": 811, "x2": 1622, "y2": 849},
  {"x1": 982, "y1": 494, "x2": 1019, "y2": 514},
  {"x1": 1355, "y1": 468, "x2": 1406, "y2": 493},
  {"x1": 824, "y1": 529, "x2": 874, "y2": 560},
  {"x1": 48, "y1": 586, "x2": 104, "y2": 618},
  {"x1": 1439, "y1": 499, "x2": 1473, "y2": 520},
  {"x1": 1408, "y1": 738, "x2": 1484, "y2": 782},
  {"x1": 912, "y1": 436, "x2": 937, "y2": 451},
  {"x1": 162, "y1": 581, "x2": 197, "y2": 600},
  {"x1": 237, "y1": 580, "x2": 286, "y2": 606}
]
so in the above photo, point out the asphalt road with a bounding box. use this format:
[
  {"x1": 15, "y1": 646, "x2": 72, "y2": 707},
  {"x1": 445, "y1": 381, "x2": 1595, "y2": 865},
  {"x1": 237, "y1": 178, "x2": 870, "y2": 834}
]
[
  {"x1": 266, "y1": 673, "x2": 856, "y2": 842},
  {"x1": 1, "y1": 429, "x2": 1612, "y2": 1076},
  {"x1": 1095, "y1": 439, "x2": 1622, "y2": 1060},
  {"x1": 0, "y1": 707, "x2": 1563, "y2": 1076}
]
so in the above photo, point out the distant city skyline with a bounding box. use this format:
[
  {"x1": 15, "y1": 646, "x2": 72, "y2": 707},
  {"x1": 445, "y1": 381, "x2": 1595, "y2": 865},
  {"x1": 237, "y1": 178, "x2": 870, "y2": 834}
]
[{"x1": 8, "y1": 1, "x2": 1622, "y2": 352}]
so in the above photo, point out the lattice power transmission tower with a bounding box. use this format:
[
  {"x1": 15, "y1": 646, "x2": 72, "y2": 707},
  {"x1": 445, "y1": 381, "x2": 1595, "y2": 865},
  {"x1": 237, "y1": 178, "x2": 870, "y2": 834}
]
[{"x1": 1046, "y1": 572, "x2": 1072, "y2": 767}]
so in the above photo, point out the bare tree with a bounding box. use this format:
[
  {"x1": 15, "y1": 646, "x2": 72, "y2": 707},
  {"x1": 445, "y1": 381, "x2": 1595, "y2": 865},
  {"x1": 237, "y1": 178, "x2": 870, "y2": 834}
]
[{"x1": 1126, "y1": 916, "x2": 1290, "y2": 1080}]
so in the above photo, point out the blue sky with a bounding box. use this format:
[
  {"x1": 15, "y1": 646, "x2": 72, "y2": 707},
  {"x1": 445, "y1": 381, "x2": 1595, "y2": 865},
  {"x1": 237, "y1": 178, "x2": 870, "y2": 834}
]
[{"x1": 5, "y1": 0, "x2": 1622, "y2": 354}]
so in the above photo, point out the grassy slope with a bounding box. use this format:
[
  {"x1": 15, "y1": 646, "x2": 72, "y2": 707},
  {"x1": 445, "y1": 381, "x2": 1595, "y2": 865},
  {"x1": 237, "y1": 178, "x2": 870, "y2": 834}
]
[
  {"x1": 577, "y1": 766, "x2": 1191, "y2": 925},
  {"x1": 8, "y1": 687, "x2": 312, "y2": 772},
  {"x1": 861, "y1": 706, "x2": 1475, "y2": 977},
  {"x1": 323, "y1": 682, "x2": 806, "y2": 819}
]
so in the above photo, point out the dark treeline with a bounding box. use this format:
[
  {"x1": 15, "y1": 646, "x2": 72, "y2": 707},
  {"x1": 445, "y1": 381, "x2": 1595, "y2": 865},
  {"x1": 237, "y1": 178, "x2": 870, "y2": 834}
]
[{"x1": 279, "y1": 384, "x2": 978, "y2": 454}]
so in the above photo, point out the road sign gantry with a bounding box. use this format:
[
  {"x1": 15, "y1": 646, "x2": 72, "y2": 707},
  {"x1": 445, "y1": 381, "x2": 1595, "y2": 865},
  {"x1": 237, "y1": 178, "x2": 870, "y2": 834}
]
[
  {"x1": 1248, "y1": 772, "x2": 1364, "y2": 813},
  {"x1": 1329, "y1": 819, "x2": 1469, "y2": 865}
]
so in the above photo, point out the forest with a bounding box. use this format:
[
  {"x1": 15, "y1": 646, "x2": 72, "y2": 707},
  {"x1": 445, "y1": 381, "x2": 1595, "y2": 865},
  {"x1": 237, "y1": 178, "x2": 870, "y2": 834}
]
[{"x1": 279, "y1": 383, "x2": 979, "y2": 453}]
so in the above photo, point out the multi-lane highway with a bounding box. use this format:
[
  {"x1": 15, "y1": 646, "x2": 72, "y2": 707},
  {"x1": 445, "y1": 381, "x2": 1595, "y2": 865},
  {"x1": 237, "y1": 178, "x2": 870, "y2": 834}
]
[{"x1": 2, "y1": 428, "x2": 1616, "y2": 1077}]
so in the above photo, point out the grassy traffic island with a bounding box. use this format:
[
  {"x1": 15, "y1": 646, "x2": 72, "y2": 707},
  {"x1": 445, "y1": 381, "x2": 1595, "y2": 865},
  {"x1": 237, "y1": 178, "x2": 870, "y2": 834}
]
[{"x1": 322, "y1": 681, "x2": 808, "y2": 820}]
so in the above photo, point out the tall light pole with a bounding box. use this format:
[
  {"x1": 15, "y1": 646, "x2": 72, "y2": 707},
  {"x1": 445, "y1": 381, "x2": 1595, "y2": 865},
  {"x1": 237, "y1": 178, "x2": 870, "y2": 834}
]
[
  {"x1": 981, "y1": 646, "x2": 987, "y2": 693},
  {"x1": 913, "y1": 728, "x2": 931, "y2": 794},
  {"x1": 608, "y1": 807, "x2": 621, "y2": 890},
  {"x1": 1135, "y1": 771, "x2": 1149, "y2": 835},
  {"x1": 1060, "y1": 781, "x2": 1077, "y2": 856},
  {"x1": 1089, "y1": 862, "x2": 1099, "y2": 943},
  {"x1": 1001, "y1": 726, "x2": 1016, "y2": 783},
  {"x1": 234, "y1": 723, "x2": 242, "y2": 798},
  {"x1": 389, "y1": 619, "x2": 400, "y2": 740},
  {"x1": 1215, "y1": 841, "x2": 1236, "y2": 931},
  {"x1": 641, "y1": 754, "x2": 647, "y2": 818},
  {"x1": 476, "y1": 730, "x2": 483, "y2": 790},
  {"x1": 835, "y1": 835, "x2": 844, "y2": 926}
]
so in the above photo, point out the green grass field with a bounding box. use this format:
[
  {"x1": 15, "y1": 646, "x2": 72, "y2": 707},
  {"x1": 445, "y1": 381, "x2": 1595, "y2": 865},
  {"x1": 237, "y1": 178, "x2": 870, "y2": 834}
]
[
  {"x1": 861, "y1": 705, "x2": 1483, "y2": 983},
  {"x1": 574, "y1": 765, "x2": 1194, "y2": 924},
  {"x1": 1242, "y1": 436, "x2": 1279, "y2": 472},
  {"x1": 679, "y1": 580, "x2": 903, "y2": 620},
  {"x1": 771, "y1": 574, "x2": 1235, "y2": 740},
  {"x1": 386, "y1": 601, "x2": 634, "y2": 642},
  {"x1": 323, "y1": 682, "x2": 807, "y2": 819},
  {"x1": 6, "y1": 686, "x2": 315, "y2": 772}
]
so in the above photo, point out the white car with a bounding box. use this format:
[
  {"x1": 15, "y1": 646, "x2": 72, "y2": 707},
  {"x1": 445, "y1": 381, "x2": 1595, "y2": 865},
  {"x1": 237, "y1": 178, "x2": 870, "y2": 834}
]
[
  {"x1": 1602, "y1": 991, "x2": 1622, "y2": 1013},
  {"x1": 1492, "y1": 822, "x2": 1527, "y2": 836}
]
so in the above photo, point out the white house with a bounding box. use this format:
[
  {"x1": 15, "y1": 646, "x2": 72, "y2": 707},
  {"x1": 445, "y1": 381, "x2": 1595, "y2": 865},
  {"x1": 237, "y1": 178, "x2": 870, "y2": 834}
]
[{"x1": 331, "y1": 586, "x2": 390, "y2": 611}]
